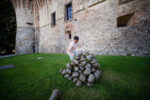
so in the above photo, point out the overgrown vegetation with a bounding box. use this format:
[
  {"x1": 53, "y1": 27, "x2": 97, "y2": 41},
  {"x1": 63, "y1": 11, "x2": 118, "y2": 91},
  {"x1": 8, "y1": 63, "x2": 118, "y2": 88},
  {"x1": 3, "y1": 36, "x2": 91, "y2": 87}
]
[
  {"x1": 0, "y1": 0, "x2": 16, "y2": 55},
  {"x1": 0, "y1": 53, "x2": 150, "y2": 100}
]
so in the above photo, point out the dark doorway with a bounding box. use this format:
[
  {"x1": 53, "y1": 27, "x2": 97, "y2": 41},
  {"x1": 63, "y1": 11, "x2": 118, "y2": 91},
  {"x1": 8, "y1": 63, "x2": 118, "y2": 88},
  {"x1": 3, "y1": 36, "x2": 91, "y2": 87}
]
[{"x1": 0, "y1": 0, "x2": 16, "y2": 55}]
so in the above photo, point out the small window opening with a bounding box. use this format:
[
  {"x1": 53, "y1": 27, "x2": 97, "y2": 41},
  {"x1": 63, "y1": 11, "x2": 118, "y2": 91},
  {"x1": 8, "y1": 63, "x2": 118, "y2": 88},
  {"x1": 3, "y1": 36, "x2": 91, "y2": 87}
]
[
  {"x1": 26, "y1": 22, "x2": 33, "y2": 25},
  {"x1": 69, "y1": 34, "x2": 71, "y2": 39},
  {"x1": 117, "y1": 13, "x2": 134, "y2": 27},
  {"x1": 65, "y1": 2, "x2": 72, "y2": 21},
  {"x1": 51, "y1": 12, "x2": 56, "y2": 26},
  {"x1": 29, "y1": 0, "x2": 32, "y2": 9}
]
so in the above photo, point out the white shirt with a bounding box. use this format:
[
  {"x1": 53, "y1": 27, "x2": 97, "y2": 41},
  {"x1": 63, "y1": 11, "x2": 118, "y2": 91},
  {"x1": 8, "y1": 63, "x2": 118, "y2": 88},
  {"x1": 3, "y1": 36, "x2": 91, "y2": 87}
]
[{"x1": 68, "y1": 41, "x2": 78, "y2": 53}]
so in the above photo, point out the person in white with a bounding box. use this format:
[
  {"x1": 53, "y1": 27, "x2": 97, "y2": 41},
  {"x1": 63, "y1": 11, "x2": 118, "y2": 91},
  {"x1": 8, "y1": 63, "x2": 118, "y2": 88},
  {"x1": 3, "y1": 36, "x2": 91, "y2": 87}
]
[{"x1": 67, "y1": 36, "x2": 80, "y2": 60}]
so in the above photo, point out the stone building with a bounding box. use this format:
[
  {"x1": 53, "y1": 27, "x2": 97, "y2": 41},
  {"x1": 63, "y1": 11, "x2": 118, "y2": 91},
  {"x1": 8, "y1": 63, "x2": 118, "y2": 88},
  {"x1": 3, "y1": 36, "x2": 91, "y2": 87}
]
[{"x1": 11, "y1": 0, "x2": 150, "y2": 56}]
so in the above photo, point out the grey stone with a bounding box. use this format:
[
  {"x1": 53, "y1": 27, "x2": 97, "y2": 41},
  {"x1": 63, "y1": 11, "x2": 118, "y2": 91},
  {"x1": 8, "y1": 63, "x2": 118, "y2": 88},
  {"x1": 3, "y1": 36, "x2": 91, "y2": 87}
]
[
  {"x1": 73, "y1": 78, "x2": 78, "y2": 83},
  {"x1": 81, "y1": 61, "x2": 87, "y2": 66},
  {"x1": 66, "y1": 68, "x2": 72, "y2": 74},
  {"x1": 78, "y1": 70, "x2": 82, "y2": 73},
  {"x1": 64, "y1": 74, "x2": 70, "y2": 78},
  {"x1": 72, "y1": 72, "x2": 79, "y2": 78},
  {"x1": 74, "y1": 66, "x2": 79, "y2": 71},
  {"x1": 88, "y1": 74, "x2": 95, "y2": 83},
  {"x1": 79, "y1": 66, "x2": 84, "y2": 71},
  {"x1": 73, "y1": 60, "x2": 79, "y2": 65},
  {"x1": 85, "y1": 63, "x2": 91, "y2": 68},
  {"x1": 94, "y1": 70, "x2": 102, "y2": 80},
  {"x1": 78, "y1": 63, "x2": 84, "y2": 67},
  {"x1": 79, "y1": 73, "x2": 86, "y2": 83},
  {"x1": 92, "y1": 68, "x2": 96, "y2": 72},
  {"x1": 83, "y1": 68, "x2": 91, "y2": 76},
  {"x1": 49, "y1": 89, "x2": 61, "y2": 100},
  {"x1": 86, "y1": 54, "x2": 92, "y2": 60},
  {"x1": 80, "y1": 58, "x2": 86, "y2": 62},
  {"x1": 61, "y1": 70, "x2": 66, "y2": 75},
  {"x1": 68, "y1": 77, "x2": 72, "y2": 80},
  {"x1": 70, "y1": 62, "x2": 74, "y2": 66},
  {"x1": 66, "y1": 63, "x2": 71, "y2": 68},
  {"x1": 91, "y1": 59, "x2": 96, "y2": 64},
  {"x1": 76, "y1": 80, "x2": 82, "y2": 87},
  {"x1": 93, "y1": 63, "x2": 100, "y2": 68}
]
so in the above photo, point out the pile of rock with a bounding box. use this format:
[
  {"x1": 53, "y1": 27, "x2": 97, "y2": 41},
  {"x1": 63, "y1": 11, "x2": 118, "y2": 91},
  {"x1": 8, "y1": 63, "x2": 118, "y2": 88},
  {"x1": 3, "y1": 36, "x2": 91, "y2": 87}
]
[{"x1": 60, "y1": 52, "x2": 102, "y2": 87}]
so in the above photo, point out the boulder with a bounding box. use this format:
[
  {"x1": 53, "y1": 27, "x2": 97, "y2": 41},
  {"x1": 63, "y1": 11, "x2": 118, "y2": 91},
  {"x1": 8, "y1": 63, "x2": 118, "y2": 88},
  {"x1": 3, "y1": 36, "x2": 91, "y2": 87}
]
[
  {"x1": 72, "y1": 60, "x2": 79, "y2": 65},
  {"x1": 83, "y1": 68, "x2": 91, "y2": 76},
  {"x1": 73, "y1": 78, "x2": 78, "y2": 83},
  {"x1": 76, "y1": 80, "x2": 82, "y2": 87},
  {"x1": 88, "y1": 74, "x2": 95, "y2": 83},
  {"x1": 85, "y1": 63, "x2": 91, "y2": 68},
  {"x1": 49, "y1": 89, "x2": 61, "y2": 100},
  {"x1": 61, "y1": 70, "x2": 66, "y2": 75},
  {"x1": 64, "y1": 74, "x2": 70, "y2": 79},
  {"x1": 79, "y1": 73, "x2": 86, "y2": 83},
  {"x1": 72, "y1": 72, "x2": 79, "y2": 78},
  {"x1": 66, "y1": 68, "x2": 72, "y2": 74},
  {"x1": 93, "y1": 63, "x2": 100, "y2": 68},
  {"x1": 91, "y1": 68, "x2": 96, "y2": 72},
  {"x1": 94, "y1": 70, "x2": 102, "y2": 80},
  {"x1": 86, "y1": 54, "x2": 92, "y2": 60},
  {"x1": 79, "y1": 66, "x2": 84, "y2": 71},
  {"x1": 74, "y1": 66, "x2": 79, "y2": 71},
  {"x1": 66, "y1": 63, "x2": 71, "y2": 68}
]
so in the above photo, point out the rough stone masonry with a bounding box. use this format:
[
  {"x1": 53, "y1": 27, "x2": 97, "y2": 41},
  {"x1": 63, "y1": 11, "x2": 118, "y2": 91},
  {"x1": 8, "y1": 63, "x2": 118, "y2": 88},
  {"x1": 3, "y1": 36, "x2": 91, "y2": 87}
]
[{"x1": 11, "y1": 0, "x2": 150, "y2": 57}]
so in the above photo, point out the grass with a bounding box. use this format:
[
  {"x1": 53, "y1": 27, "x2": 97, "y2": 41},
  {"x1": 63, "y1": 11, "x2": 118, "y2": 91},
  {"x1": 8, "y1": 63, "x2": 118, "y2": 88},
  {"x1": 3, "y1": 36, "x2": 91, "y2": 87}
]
[{"x1": 0, "y1": 53, "x2": 150, "y2": 100}]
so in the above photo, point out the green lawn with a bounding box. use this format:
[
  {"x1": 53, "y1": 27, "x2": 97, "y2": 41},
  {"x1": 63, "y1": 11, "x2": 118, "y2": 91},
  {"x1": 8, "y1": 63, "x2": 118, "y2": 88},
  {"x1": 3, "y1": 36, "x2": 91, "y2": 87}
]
[{"x1": 0, "y1": 53, "x2": 150, "y2": 100}]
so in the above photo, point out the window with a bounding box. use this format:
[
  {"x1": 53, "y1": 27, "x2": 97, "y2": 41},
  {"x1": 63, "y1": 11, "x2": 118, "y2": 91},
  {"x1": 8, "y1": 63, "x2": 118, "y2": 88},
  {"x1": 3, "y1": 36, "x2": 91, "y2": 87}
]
[
  {"x1": 65, "y1": 2, "x2": 72, "y2": 21},
  {"x1": 117, "y1": 13, "x2": 134, "y2": 27},
  {"x1": 51, "y1": 12, "x2": 56, "y2": 26},
  {"x1": 29, "y1": 0, "x2": 32, "y2": 9},
  {"x1": 69, "y1": 34, "x2": 71, "y2": 39}
]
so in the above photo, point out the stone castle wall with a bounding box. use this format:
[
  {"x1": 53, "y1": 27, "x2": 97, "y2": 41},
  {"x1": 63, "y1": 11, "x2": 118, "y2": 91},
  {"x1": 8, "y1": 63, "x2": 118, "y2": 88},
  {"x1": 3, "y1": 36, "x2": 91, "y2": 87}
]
[
  {"x1": 14, "y1": 1, "x2": 35, "y2": 55},
  {"x1": 37, "y1": 0, "x2": 150, "y2": 57}
]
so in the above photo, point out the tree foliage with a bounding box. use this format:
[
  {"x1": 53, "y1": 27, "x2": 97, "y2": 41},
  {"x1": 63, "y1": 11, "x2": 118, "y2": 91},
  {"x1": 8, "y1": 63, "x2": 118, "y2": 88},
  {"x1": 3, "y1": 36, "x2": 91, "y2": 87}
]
[{"x1": 0, "y1": 0, "x2": 16, "y2": 55}]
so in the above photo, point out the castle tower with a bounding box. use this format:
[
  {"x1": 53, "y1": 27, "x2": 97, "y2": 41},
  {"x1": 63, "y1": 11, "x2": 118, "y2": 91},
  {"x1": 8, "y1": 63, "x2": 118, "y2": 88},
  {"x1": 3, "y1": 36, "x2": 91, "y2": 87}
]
[{"x1": 11, "y1": 0, "x2": 35, "y2": 54}]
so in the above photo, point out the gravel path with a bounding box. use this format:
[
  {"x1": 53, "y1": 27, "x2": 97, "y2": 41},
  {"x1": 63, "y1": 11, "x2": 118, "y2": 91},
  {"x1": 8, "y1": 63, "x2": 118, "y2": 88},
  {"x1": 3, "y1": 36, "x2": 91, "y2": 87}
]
[{"x1": 0, "y1": 54, "x2": 15, "y2": 59}]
